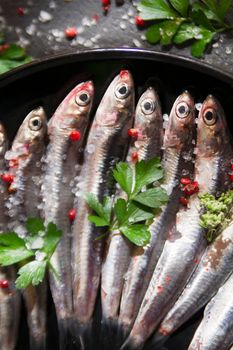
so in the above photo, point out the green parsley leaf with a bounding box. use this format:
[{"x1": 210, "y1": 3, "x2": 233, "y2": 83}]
[
  {"x1": 41, "y1": 222, "x2": 62, "y2": 259},
  {"x1": 138, "y1": 0, "x2": 178, "y2": 20},
  {"x1": 16, "y1": 260, "x2": 47, "y2": 289},
  {"x1": 26, "y1": 217, "x2": 45, "y2": 235},
  {"x1": 126, "y1": 202, "x2": 154, "y2": 224},
  {"x1": 174, "y1": 23, "x2": 204, "y2": 44},
  {"x1": 120, "y1": 224, "x2": 151, "y2": 246},
  {"x1": 192, "y1": 2, "x2": 220, "y2": 22},
  {"x1": 88, "y1": 215, "x2": 110, "y2": 227},
  {"x1": 0, "y1": 233, "x2": 34, "y2": 266},
  {"x1": 85, "y1": 193, "x2": 111, "y2": 224},
  {"x1": 133, "y1": 187, "x2": 169, "y2": 208},
  {"x1": 169, "y1": 0, "x2": 189, "y2": 17},
  {"x1": 217, "y1": 0, "x2": 232, "y2": 21},
  {"x1": 0, "y1": 57, "x2": 32, "y2": 75},
  {"x1": 114, "y1": 198, "x2": 127, "y2": 226},
  {"x1": 133, "y1": 158, "x2": 163, "y2": 195},
  {"x1": 0, "y1": 44, "x2": 26, "y2": 60},
  {"x1": 191, "y1": 9, "x2": 215, "y2": 31},
  {"x1": 103, "y1": 196, "x2": 112, "y2": 223},
  {"x1": 191, "y1": 29, "x2": 216, "y2": 57},
  {"x1": 146, "y1": 19, "x2": 183, "y2": 45},
  {"x1": 113, "y1": 162, "x2": 133, "y2": 196}
]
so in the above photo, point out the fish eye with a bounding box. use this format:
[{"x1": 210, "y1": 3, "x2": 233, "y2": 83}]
[
  {"x1": 141, "y1": 99, "x2": 155, "y2": 115},
  {"x1": 203, "y1": 108, "x2": 218, "y2": 126},
  {"x1": 115, "y1": 83, "x2": 130, "y2": 99},
  {"x1": 29, "y1": 116, "x2": 43, "y2": 131},
  {"x1": 176, "y1": 102, "x2": 190, "y2": 119},
  {"x1": 75, "y1": 90, "x2": 91, "y2": 106}
]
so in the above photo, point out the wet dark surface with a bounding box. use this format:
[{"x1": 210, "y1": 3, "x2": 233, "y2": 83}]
[
  {"x1": 0, "y1": 1, "x2": 233, "y2": 349},
  {"x1": 0, "y1": 50, "x2": 233, "y2": 350}
]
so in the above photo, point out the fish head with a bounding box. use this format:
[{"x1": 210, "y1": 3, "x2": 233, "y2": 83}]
[
  {"x1": 50, "y1": 81, "x2": 94, "y2": 131},
  {"x1": 95, "y1": 70, "x2": 134, "y2": 127},
  {"x1": 10, "y1": 107, "x2": 47, "y2": 156},
  {"x1": 135, "y1": 87, "x2": 161, "y2": 129},
  {"x1": 164, "y1": 91, "x2": 195, "y2": 149},
  {"x1": 0, "y1": 123, "x2": 8, "y2": 158},
  {"x1": 197, "y1": 95, "x2": 230, "y2": 157}
]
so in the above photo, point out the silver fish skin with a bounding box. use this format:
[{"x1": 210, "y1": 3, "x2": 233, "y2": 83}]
[
  {"x1": 42, "y1": 81, "x2": 94, "y2": 331},
  {"x1": 5, "y1": 107, "x2": 48, "y2": 350},
  {"x1": 0, "y1": 123, "x2": 20, "y2": 350},
  {"x1": 101, "y1": 87, "x2": 163, "y2": 322},
  {"x1": 188, "y1": 272, "x2": 233, "y2": 350},
  {"x1": 119, "y1": 91, "x2": 195, "y2": 333},
  {"x1": 123, "y1": 95, "x2": 233, "y2": 349},
  {"x1": 72, "y1": 70, "x2": 134, "y2": 325},
  {"x1": 155, "y1": 218, "x2": 233, "y2": 343}
]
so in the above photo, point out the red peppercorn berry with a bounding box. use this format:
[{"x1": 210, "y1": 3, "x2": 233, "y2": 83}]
[
  {"x1": 229, "y1": 174, "x2": 233, "y2": 182},
  {"x1": 183, "y1": 181, "x2": 199, "y2": 196},
  {"x1": 68, "y1": 208, "x2": 76, "y2": 221},
  {"x1": 101, "y1": 0, "x2": 110, "y2": 5},
  {"x1": 0, "y1": 280, "x2": 9, "y2": 289},
  {"x1": 180, "y1": 177, "x2": 191, "y2": 185},
  {"x1": 128, "y1": 128, "x2": 138, "y2": 138},
  {"x1": 135, "y1": 16, "x2": 145, "y2": 27},
  {"x1": 131, "y1": 151, "x2": 139, "y2": 163},
  {"x1": 16, "y1": 7, "x2": 25, "y2": 16},
  {"x1": 231, "y1": 164, "x2": 233, "y2": 171},
  {"x1": 69, "y1": 130, "x2": 81, "y2": 142},
  {"x1": 1, "y1": 173, "x2": 14, "y2": 184},
  {"x1": 65, "y1": 27, "x2": 78, "y2": 39},
  {"x1": 179, "y1": 196, "x2": 188, "y2": 206}
]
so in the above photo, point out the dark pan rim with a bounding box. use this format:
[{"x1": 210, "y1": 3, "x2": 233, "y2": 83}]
[{"x1": 0, "y1": 48, "x2": 233, "y2": 87}]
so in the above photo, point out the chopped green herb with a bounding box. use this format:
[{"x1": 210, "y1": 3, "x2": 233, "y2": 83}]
[
  {"x1": 86, "y1": 157, "x2": 168, "y2": 246},
  {"x1": 199, "y1": 190, "x2": 233, "y2": 242}
]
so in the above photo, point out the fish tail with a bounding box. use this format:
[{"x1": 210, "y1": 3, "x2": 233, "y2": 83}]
[
  {"x1": 58, "y1": 319, "x2": 75, "y2": 350},
  {"x1": 117, "y1": 321, "x2": 131, "y2": 344},
  {"x1": 120, "y1": 336, "x2": 144, "y2": 350},
  {"x1": 100, "y1": 317, "x2": 123, "y2": 350},
  {"x1": 70, "y1": 320, "x2": 93, "y2": 350},
  {"x1": 29, "y1": 336, "x2": 46, "y2": 350}
]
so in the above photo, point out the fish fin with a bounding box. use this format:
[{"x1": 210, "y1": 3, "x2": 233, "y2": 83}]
[
  {"x1": 29, "y1": 336, "x2": 46, "y2": 350},
  {"x1": 70, "y1": 320, "x2": 93, "y2": 350}
]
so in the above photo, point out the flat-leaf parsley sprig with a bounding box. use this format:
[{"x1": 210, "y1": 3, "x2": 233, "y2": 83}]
[
  {"x1": 137, "y1": 0, "x2": 233, "y2": 58},
  {"x1": 86, "y1": 157, "x2": 169, "y2": 247},
  {"x1": 0, "y1": 218, "x2": 62, "y2": 289}
]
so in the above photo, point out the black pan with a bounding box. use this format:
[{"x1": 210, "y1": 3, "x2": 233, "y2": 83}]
[{"x1": 0, "y1": 48, "x2": 232, "y2": 350}]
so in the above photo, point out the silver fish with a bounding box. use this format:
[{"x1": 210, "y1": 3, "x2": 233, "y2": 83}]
[
  {"x1": 72, "y1": 70, "x2": 134, "y2": 326},
  {"x1": 123, "y1": 95, "x2": 233, "y2": 349},
  {"x1": 5, "y1": 107, "x2": 48, "y2": 350},
  {"x1": 0, "y1": 123, "x2": 21, "y2": 350},
  {"x1": 155, "y1": 219, "x2": 233, "y2": 343},
  {"x1": 188, "y1": 272, "x2": 233, "y2": 350},
  {"x1": 41, "y1": 81, "x2": 94, "y2": 344},
  {"x1": 101, "y1": 87, "x2": 163, "y2": 323},
  {"x1": 119, "y1": 91, "x2": 195, "y2": 334}
]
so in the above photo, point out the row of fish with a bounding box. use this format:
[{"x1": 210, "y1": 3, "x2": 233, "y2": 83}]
[{"x1": 0, "y1": 69, "x2": 233, "y2": 350}]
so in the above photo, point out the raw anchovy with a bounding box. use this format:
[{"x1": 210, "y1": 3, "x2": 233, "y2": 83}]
[
  {"x1": 41, "y1": 81, "x2": 94, "y2": 345},
  {"x1": 123, "y1": 95, "x2": 233, "y2": 349},
  {"x1": 188, "y1": 272, "x2": 233, "y2": 350},
  {"x1": 5, "y1": 107, "x2": 48, "y2": 350},
  {"x1": 0, "y1": 123, "x2": 20, "y2": 350},
  {"x1": 155, "y1": 219, "x2": 233, "y2": 343},
  {"x1": 119, "y1": 91, "x2": 195, "y2": 334},
  {"x1": 72, "y1": 70, "x2": 134, "y2": 327},
  {"x1": 101, "y1": 87, "x2": 163, "y2": 323}
]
